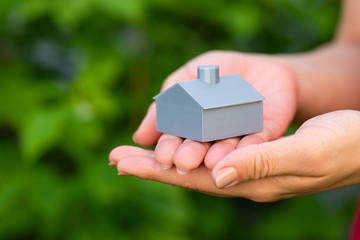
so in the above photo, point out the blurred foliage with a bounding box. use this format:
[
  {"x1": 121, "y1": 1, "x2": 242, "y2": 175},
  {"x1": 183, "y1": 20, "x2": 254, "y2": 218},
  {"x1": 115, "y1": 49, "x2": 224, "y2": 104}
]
[{"x1": 0, "y1": 0, "x2": 357, "y2": 239}]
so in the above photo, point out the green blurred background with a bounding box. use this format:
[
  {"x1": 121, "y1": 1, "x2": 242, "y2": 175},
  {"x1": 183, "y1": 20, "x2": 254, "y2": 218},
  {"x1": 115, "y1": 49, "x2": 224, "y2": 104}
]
[{"x1": 0, "y1": 0, "x2": 358, "y2": 239}]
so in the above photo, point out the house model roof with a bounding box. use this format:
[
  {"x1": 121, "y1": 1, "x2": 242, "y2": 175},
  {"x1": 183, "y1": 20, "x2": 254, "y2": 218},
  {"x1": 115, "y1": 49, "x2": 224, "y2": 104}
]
[{"x1": 154, "y1": 69, "x2": 264, "y2": 110}]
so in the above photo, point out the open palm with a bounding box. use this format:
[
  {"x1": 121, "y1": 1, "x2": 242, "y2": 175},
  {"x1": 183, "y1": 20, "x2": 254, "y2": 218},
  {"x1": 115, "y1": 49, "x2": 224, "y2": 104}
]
[
  {"x1": 110, "y1": 110, "x2": 360, "y2": 202},
  {"x1": 110, "y1": 51, "x2": 298, "y2": 173}
]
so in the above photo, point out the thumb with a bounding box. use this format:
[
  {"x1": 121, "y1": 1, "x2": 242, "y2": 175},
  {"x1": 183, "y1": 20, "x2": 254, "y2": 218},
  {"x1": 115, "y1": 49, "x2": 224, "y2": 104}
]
[
  {"x1": 133, "y1": 64, "x2": 196, "y2": 146},
  {"x1": 212, "y1": 134, "x2": 316, "y2": 189},
  {"x1": 133, "y1": 102, "x2": 162, "y2": 147}
]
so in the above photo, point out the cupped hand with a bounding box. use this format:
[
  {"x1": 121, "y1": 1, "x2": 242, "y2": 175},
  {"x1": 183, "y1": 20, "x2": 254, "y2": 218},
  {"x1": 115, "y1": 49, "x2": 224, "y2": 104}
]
[
  {"x1": 119, "y1": 51, "x2": 297, "y2": 174},
  {"x1": 110, "y1": 110, "x2": 360, "y2": 202},
  {"x1": 127, "y1": 51, "x2": 298, "y2": 173}
]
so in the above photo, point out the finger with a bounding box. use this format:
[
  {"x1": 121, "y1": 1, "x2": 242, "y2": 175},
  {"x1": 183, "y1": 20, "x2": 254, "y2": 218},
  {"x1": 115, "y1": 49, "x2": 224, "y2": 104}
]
[
  {"x1": 237, "y1": 119, "x2": 282, "y2": 148},
  {"x1": 109, "y1": 145, "x2": 154, "y2": 166},
  {"x1": 161, "y1": 64, "x2": 195, "y2": 91},
  {"x1": 212, "y1": 133, "x2": 320, "y2": 189},
  {"x1": 236, "y1": 58, "x2": 297, "y2": 147},
  {"x1": 116, "y1": 151, "x2": 236, "y2": 196},
  {"x1": 115, "y1": 150, "x2": 314, "y2": 201},
  {"x1": 132, "y1": 59, "x2": 210, "y2": 147},
  {"x1": 133, "y1": 103, "x2": 162, "y2": 147},
  {"x1": 161, "y1": 50, "x2": 250, "y2": 91},
  {"x1": 173, "y1": 139, "x2": 211, "y2": 174},
  {"x1": 133, "y1": 51, "x2": 250, "y2": 147},
  {"x1": 113, "y1": 146, "x2": 324, "y2": 201},
  {"x1": 155, "y1": 134, "x2": 183, "y2": 169},
  {"x1": 204, "y1": 137, "x2": 239, "y2": 170},
  {"x1": 160, "y1": 51, "x2": 243, "y2": 91}
]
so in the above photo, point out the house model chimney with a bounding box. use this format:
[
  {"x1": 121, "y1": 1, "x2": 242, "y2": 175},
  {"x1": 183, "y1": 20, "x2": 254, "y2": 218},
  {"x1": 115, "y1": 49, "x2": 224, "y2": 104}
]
[{"x1": 197, "y1": 65, "x2": 219, "y2": 84}]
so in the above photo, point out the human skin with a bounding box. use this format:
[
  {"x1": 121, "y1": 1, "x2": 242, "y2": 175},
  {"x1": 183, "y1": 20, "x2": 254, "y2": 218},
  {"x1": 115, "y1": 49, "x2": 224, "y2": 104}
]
[
  {"x1": 109, "y1": 0, "x2": 360, "y2": 201},
  {"x1": 110, "y1": 110, "x2": 360, "y2": 201},
  {"x1": 131, "y1": 52, "x2": 298, "y2": 173}
]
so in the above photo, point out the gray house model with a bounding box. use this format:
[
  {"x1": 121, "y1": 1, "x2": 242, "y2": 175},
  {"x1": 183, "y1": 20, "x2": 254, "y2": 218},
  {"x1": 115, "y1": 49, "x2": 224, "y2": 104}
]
[{"x1": 154, "y1": 65, "x2": 264, "y2": 142}]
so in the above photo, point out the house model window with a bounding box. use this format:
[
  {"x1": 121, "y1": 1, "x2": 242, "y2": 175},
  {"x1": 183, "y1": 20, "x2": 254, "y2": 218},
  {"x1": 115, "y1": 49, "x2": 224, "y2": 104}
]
[{"x1": 153, "y1": 65, "x2": 264, "y2": 142}]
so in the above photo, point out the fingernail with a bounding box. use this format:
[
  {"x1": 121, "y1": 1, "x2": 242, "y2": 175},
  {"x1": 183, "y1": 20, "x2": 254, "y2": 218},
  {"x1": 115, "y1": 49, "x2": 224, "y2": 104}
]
[
  {"x1": 214, "y1": 167, "x2": 238, "y2": 189},
  {"x1": 160, "y1": 164, "x2": 172, "y2": 170},
  {"x1": 132, "y1": 134, "x2": 139, "y2": 144},
  {"x1": 117, "y1": 171, "x2": 128, "y2": 176},
  {"x1": 109, "y1": 162, "x2": 116, "y2": 166},
  {"x1": 176, "y1": 168, "x2": 188, "y2": 175}
]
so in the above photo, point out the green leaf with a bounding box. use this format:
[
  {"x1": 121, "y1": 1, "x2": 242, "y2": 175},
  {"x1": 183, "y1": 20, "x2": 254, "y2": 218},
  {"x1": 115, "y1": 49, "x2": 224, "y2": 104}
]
[
  {"x1": 20, "y1": 106, "x2": 68, "y2": 163},
  {"x1": 218, "y1": 3, "x2": 263, "y2": 37},
  {"x1": 51, "y1": 0, "x2": 92, "y2": 28},
  {"x1": 95, "y1": 0, "x2": 145, "y2": 22},
  {"x1": 13, "y1": 0, "x2": 50, "y2": 22}
]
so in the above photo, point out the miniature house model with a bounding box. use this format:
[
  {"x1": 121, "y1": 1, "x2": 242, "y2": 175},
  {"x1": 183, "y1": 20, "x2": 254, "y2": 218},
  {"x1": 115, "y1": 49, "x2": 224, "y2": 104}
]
[{"x1": 154, "y1": 65, "x2": 264, "y2": 142}]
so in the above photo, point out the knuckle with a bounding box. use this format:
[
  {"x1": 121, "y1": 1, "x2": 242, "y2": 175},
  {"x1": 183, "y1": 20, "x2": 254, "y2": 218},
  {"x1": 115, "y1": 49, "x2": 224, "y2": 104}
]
[{"x1": 251, "y1": 147, "x2": 273, "y2": 180}]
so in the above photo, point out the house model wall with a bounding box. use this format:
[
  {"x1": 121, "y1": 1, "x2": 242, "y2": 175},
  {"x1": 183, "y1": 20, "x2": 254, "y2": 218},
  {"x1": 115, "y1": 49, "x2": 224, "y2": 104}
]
[{"x1": 154, "y1": 65, "x2": 264, "y2": 142}]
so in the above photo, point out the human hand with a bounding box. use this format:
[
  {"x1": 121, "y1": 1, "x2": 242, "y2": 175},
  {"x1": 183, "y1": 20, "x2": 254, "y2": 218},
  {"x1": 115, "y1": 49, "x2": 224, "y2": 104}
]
[
  {"x1": 110, "y1": 110, "x2": 360, "y2": 202},
  {"x1": 130, "y1": 51, "x2": 298, "y2": 174}
]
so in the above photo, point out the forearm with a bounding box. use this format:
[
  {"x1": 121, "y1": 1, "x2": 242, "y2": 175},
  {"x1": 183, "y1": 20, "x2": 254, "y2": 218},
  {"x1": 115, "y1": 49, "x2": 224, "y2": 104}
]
[
  {"x1": 271, "y1": 0, "x2": 360, "y2": 121},
  {"x1": 275, "y1": 42, "x2": 360, "y2": 122}
]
